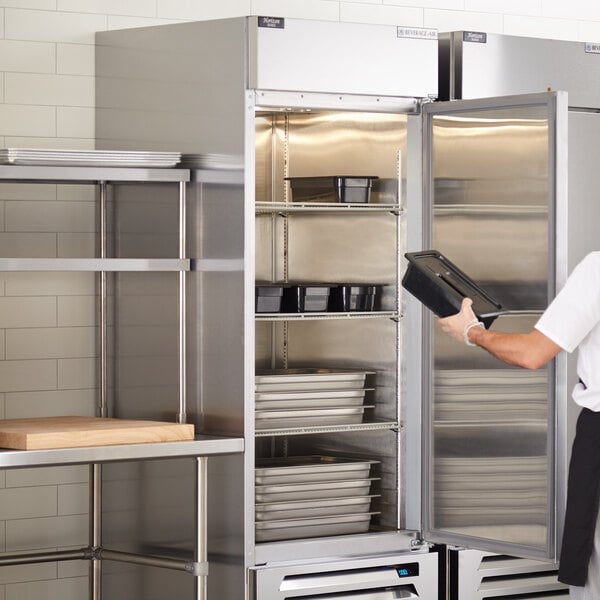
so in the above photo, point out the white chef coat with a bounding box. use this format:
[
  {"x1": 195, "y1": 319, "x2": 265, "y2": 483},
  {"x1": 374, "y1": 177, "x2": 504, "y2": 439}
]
[{"x1": 535, "y1": 251, "x2": 600, "y2": 412}]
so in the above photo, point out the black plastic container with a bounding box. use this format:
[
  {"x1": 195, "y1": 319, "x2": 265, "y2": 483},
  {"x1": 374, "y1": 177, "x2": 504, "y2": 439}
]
[
  {"x1": 329, "y1": 285, "x2": 379, "y2": 312},
  {"x1": 402, "y1": 250, "x2": 506, "y2": 328},
  {"x1": 282, "y1": 284, "x2": 334, "y2": 313},
  {"x1": 256, "y1": 284, "x2": 284, "y2": 313},
  {"x1": 285, "y1": 176, "x2": 379, "y2": 204}
]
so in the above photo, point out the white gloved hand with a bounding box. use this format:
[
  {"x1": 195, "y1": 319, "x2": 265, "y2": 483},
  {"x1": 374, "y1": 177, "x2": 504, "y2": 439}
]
[{"x1": 438, "y1": 298, "x2": 483, "y2": 346}]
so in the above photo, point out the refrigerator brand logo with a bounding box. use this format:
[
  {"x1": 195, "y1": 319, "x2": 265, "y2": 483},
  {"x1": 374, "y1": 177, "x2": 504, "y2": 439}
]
[
  {"x1": 397, "y1": 27, "x2": 437, "y2": 40},
  {"x1": 585, "y1": 42, "x2": 600, "y2": 54},
  {"x1": 258, "y1": 16, "x2": 285, "y2": 29},
  {"x1": 463, "y1": 31, "x2": 487, "y2": 43}
]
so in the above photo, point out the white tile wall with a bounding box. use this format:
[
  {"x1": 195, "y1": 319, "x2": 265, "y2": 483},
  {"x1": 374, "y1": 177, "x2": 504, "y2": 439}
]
[
  {"x1": 0, "y1": 1, "x2": 57, "y2": 9},
  {"x1": 6, "y1": 327, "x2": 97, "y2": 360},
  {"x1": 57, "y1": 357, "x2": 96, "y2": 390},
  {"x1": 579, "y1": 19, "x2": 600, "y2": 43},
  {"x1": 5, "y1": 73, "x2": 94, "y2": 107},
  {"x1": 465, "y1": 0, "x2": 541, "y2": 17},
  {"x1": 0, "y1": 105, "x2": 55, "y2": 137},
  {"x1": 0, "y1": 487, "x2": 56, "y2": 520},
  {"x1": 0, "y1": 40, "x2": 55, "y2": 73},
  {"x1": 0, "y1": 297, "x2": 56, "y2": 328},
  {"x1": 250, "y1": 0, "x2": 339, "y2": 21},
  {"x1": 504, "y1": 13, "x2": 580, "y2": 40},
  {"x1": 544, "y1": 0, "x2": 600, "y2": 21},
  {"x1": 5, "y1": 577, "x2": 88, "y2": 600},
  {"x1": 340, "y1": 3, "x2": 422, "y2": 26},
  {"x1": 57, "y1": 0, "x2": 154, "y2": 17},
  {"x1": 6, "y1": 200, "x2": 96, "y2": 232},
  {"x1": 425, "y1": 8, "x2": 504, "y2": 33},
  {"x1": 6, "y1": 464, "x2": 88, "y2": 487},
  {"x1": 56, "y1": 44, "x2": 94, "y2": 76},
  {"x1": 5, "y1": 389, "x2": 96, "y2": 418},
  {"x1": 0, "y1": 1, "x2": 598, "y2": 599},
  {"x1": 156, "y1": 0, "x2": 251, "y2": 20},
  {"x1": 0, "y1": 563, "x2": 56, "y2": 586},
  {"x1": 4, "y1": 9, "x2": 107, "y2": 44},
  {"x1": 6, "y1": 514, "x2": 88, "y2": 551},
  {"x1": 0, "y1": 233, "x2": 56, "y2": 257}
]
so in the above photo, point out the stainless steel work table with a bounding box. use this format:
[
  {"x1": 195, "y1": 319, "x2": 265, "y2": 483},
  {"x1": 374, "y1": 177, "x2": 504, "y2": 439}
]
[
  {"x1": 0, "y1": 434, "x2": 244, "y2": 469},
  {"x1": 0, "y1": 435, "x2": 244, "y2": 598}
]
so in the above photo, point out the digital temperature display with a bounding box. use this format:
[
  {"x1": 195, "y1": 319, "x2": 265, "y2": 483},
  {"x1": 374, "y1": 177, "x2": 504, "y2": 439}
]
[{"x1": 396, "y1": 562, "x2": 419, "y2": 578}]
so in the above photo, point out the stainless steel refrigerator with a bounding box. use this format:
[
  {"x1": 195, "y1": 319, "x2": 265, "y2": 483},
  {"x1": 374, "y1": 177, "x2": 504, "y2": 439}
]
[
  {"x1": 432, "y1": 31, "x2": 600, "y2": 598},
  {"x1": 95, "y1": 18, "x2": 573, "y2": 599}
]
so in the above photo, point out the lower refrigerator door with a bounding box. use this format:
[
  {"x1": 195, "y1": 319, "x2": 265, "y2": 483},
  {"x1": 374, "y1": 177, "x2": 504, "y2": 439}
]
[
  {"x1": 449, "y1": 548, "x2": 568, "y2": 600},
  {"x1": 251, "y1": 551, "x2": 438, "y2": 600}
]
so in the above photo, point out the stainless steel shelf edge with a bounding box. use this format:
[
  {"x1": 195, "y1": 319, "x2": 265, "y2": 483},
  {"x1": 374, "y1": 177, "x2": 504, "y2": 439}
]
[
  {"x1": 255, "y1": 311, "x2": 400, "y2": 321},
  {"x1": 0, "y1": 435, "x2": 244, "y2": 468},
  {"x1": 0, "y1": 258, "x2": 190, "y2": 271},
  {"x1": 0, "y1": 164, "x2": 190, "y2": 183},
  {"x1": 254, "y1": 421, "x2": 399, "y2": 437},
  {"x1": 255, "y1": 202, "x2": 404, "y2": 214}
]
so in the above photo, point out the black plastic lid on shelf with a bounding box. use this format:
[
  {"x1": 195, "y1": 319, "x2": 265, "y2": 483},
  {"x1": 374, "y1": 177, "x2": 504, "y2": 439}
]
[{"x1": 402, "y1": 250, "x2": 507, "y2": 329}]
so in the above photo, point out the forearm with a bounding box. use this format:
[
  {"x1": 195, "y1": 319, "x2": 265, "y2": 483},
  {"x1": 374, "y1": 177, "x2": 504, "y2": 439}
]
[
  {"x1": 467, "y1": 327, "x2": 556, "y2": 370},
  {"x1": 438, "y1": 298, "x2": 562, "y2": 369}
]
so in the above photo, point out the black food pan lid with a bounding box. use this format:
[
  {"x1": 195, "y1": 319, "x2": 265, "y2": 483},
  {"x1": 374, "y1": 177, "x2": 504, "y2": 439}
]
[{"x1": 402, "y1": 250, "x2": 507, "y2": 328}]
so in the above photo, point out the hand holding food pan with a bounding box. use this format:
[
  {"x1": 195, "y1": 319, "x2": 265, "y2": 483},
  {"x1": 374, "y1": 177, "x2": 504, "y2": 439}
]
[
  {"x1": 438, "y1": 297, "x2": 484, "y2": 346},
  {"x1": 401, "y1": 250, "x2": 507, "y2": 329}
]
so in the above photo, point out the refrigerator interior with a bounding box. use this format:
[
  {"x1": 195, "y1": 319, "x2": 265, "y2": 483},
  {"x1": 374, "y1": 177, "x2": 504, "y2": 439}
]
[
  {"x1": 424, "y1": 101, "x2": 554, "y2": 554},
  {"x1": 253, "y1": 109, "x2": 409, "y2": 543}
]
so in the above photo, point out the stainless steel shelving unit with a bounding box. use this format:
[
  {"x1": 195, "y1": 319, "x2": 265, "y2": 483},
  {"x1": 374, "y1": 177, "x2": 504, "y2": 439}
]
[{"x1": 0, "y1": 163, "x2": 244, "y2": 600}]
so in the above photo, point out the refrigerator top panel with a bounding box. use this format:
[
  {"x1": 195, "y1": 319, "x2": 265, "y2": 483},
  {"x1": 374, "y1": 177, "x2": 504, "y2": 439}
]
[
  {"x1": 440, "y1": 31, "x2": 600, "y2": 109},
  {"x1": 249, "y1": 17, "x2": 438, "y2": 99}
]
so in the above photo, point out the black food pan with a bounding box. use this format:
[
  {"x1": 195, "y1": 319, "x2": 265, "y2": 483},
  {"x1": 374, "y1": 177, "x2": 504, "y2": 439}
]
[
  {"x1": 285, "y1": 176, "x2": 378, "y2": 204},
  {"x1": 402, "y1": 250, "x2": 507, "y2": 328}
]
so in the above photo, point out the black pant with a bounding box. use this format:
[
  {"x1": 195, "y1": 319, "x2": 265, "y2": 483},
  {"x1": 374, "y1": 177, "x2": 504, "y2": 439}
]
[{"x1": 559, "y1": 408, "x2": 600, "y2": 586}]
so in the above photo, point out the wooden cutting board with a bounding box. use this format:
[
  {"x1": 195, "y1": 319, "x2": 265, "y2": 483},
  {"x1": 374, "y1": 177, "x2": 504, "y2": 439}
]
[{"x1": 0, "y1": 416, "x2": 195, "y2": 450}]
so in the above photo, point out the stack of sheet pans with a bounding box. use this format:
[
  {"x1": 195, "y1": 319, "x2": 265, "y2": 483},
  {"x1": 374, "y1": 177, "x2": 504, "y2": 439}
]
[
  {"x1": 434, "y1": 455, "x2": 547, "y2": 528},
  {"x1": 0, "y1": 148, "x2": 181, "y2": 168},
  {"x1": 434, "y1": 368, "x2": 547, "y2": 422},
  {"x1": 255, "y1": 455, "x2": 379, "y2": 541},
  {"x1": 255, "y1": 369, "x2": 374, "y2": 431}
]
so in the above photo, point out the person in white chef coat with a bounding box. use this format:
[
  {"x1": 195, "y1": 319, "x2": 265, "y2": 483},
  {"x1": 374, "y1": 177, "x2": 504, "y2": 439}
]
[{"x1": 438, "y1": 251, "x2": 600, "y2": 600}]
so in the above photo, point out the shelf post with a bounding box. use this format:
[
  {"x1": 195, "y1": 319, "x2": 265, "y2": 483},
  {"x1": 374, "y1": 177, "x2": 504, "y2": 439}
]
[
  {"x1": 178, "y1": 180, "x2": 187, "y2": 424},
  {"x1": 195, "y1": 456, "x2": 208, "y2": 600},
  {"x1": 89, "y1": 464, "x2": 102, "y2": 600},
  {"x1": 99, "y1": 181, "x2": 108, "y2": 419},
  {"x1": 91, "y1": 180, "x2": 108, "y2": 600}
]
